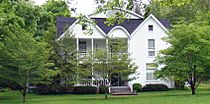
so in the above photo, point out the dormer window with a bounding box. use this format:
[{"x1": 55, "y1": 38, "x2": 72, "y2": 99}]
[
  {"x1": 82, "y1": 24, "x2": 87, "y2": 30},
  {"x1": 148, "y1": 25, "x2": 153, "y2": 31}
]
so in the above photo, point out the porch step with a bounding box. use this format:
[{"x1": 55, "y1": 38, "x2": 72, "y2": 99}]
[
  {"x1": 110, "y1": 86, "x2": 137, "y2": 95},
  {"x1": 112, "y1": 92, "x2": 138, "y2": 96},
  {"x1": 109, "y1": 86, "x2": 131, "y2": 93}
]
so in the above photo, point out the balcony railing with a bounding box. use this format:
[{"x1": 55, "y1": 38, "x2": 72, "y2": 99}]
[
  {"x1": 76, "y1": 79, "x2": 110, "y2": 86},
  {"x1": 78, "y1": 52, "x2": 129, "y2": 60}
]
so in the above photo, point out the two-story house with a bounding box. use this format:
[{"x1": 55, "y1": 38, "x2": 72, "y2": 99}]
[{"x1": 56, "y1": 9, "x2": 174, "y2": 92}]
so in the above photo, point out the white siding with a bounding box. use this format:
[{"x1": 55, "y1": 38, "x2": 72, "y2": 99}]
[
  {"x1": 129, "y1": 16, "x2": 174, "y2": 90},
  {"x1": 108, "y1": 27, "x2": 129, "y2": 38},
  {"x1": 72, "y1": 24, "x2": 105, "y2": 39},
  {"x1": 61, "y1": 13, "x2": 174, "y2": 90}
]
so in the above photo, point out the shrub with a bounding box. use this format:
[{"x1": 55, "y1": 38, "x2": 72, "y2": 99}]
[
  {"x1": 133, "y1": 83, "x2": 142, "y2": 92},
  {"x1": 36, "y1": 84, "x2": 51, "y2": 95},
  {"x1": 35, "y1": 84, "x2": 73, "y2": 95},
  {"x1": 142, "y1": 84, "x2": 168, "y2": 92},
  {"x1": 0, "y1": 88, "x2": 10, "y2": 92},
  {"x1": 175, "y1": 80, "x2": 185, "y2": 90},
  {"x1": 73, "y1": 86, "x2": 97, "y2": 94},
  {"x1": 99, "y1": 86, "x2": 109, "y2": 94}
]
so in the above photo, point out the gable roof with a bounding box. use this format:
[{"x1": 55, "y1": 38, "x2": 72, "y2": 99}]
[
  {"x1": 56, "y1": 17, "x2": 77, "y2": 38},
  {"x1": 131, "y1": 14, "x2": 170, "y2": 36},
  {"x1": 93, "y1": 18, "x2": 144, "y2": 34},
  {"x1": 159, "y1": 20, "x2": 171, "y2": 29},
  {"x1": 56, "y1": 15, "x2": 171, "y2": 38}
]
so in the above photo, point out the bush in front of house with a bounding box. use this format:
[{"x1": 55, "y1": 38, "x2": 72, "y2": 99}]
[
  {"x1": 133, "y1": 83, "x2": 142, "y2": 92},
  {"x1": 175, "y1": 80, "x2": 186, "y2": 90},
  {"x1": 35, "y1": 84, "x2": 73, "y2": 95},
  {"x1": 99, "y1": 85, "x2": 109, "y2": 94},
  {"x1": 73, "y1": 86, "x2": 97, "y2": 94},
  {"x1": 141, "y1": 84, "x2": 168, "y2": 92}
]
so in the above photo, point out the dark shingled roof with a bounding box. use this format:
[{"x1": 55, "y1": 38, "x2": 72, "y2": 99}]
[
  {"x1": 56, "y1": 17, "x2": 77, "y2": 38},
  {"x1": 93, "y1": 18, "x2": 144, "y2": 34},
  {"x1": 159, "y1": 20, "x2": 171, "y2": 29},
  {"x1": 56, "y1": 17, "x2": 170, "y2": 38}
]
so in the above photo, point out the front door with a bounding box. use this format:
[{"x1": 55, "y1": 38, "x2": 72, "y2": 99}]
[{"x1": 111, "y1": 73, "x2": 123, "y2": 86}]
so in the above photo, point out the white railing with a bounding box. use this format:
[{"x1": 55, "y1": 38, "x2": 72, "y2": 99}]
[
  {"x1": 78, "y1": 79, "x2": 110, "y2": 86},
  {"x1": 78, "y1": 53, "x2": 90, "y2": 59},
  {"x1": 78, "y1": 52, "x2": 129, "y2": 59}
]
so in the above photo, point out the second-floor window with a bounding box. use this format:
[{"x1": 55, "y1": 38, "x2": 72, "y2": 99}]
[
  {"x1": 79, "y1": 41, "x2": 86, "y2": 53},
  {"x1": 82, "y1": 24, "x2": 87, "y2": 30},
  {"x1": 148, "y1": 39, "x2": 155, "y2": 57},
  {"x1": 148, "y1": 39, "x2": 155, "y2": 49}
]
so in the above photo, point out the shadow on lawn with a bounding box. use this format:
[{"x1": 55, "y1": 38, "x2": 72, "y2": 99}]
[
  {"x1": 0, "y1": 96, "x2": 19, "y2": 100},
  {"x1": 77, "y1": 91, "x2": 210, "y2": 101}
]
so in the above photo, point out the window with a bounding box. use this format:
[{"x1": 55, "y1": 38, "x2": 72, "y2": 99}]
[
  {"x1": 79, "y1": 41, "x2": 86, "y2": 53},
  {"x1": 148, "y1": 39, "x2": 155, "y2": 49},
  {"x1": 146, "y1": 63, "x2": 157, "y2": 70},
  {"x1": 148, "y1": 25, "x2": 153, "y2": 31},
  {"x1": 146, "y1": 72, "x2": 157, "y2": 80},
  {"x1": 148, "y1": 51, "x2": 155, "y2": 57},
  {"x1": 148, "y1": 39, "x2": 155, "y2": 57},
  {"x1": 82, "y1": 24, "x2": 87, "y2": 30}
]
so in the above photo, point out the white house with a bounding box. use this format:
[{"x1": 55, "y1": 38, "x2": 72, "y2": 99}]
[{"x1": 56, "y1": 9, "x2": 174, "y2": 92}]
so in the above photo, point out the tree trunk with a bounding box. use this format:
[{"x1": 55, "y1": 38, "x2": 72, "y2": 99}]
[
  {"x1": 191, "y1": 85, "x2": 196, "y2": 95},
  {"x1": 22, "y1": 87, "x2": 27, "y2": 103},
  {"x1": 191, "y1": 88, "x2": 195, "y2": 95},
  {"x1": 190, "y1": 65, "x2": 196, "y2": 95},
  {"x1": 23, "y1": 92, "x2": 26, "y2": 103},
  {"x1": 105, "y1": 87, "x2": 108, "y2": 99}
]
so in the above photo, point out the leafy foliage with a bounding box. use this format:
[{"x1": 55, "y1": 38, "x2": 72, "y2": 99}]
[
  {"x1": 141, "y1": 84, "x2": 168, "y2": 92},
  {"x1": 73, "y1": 86, "x2": 97, "y2": 94},
  {"x1": 155, "y1": 22, "x2": 210, "y2": 94},
  {"x1": 146, "y1": 0, "x2": 210, "y2": 24},
  {"x1": 133, "y1": 83, "x2": 142, "y2": 92}
]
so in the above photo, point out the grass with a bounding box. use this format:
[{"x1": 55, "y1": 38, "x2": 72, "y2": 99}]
[{"x1": 1, "y1": 83, "x2": 210, "y2": 104}]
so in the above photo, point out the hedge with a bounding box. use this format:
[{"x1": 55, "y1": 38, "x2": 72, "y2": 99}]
[
  {"x1": 142, "y1": 84, "x2": 168, "y2": 92},
  {"x1": 36, "y1": 84, "x2": 73, "y2": 95},
  {"x1": 133, "y1": 83, "x2": 142, "y2": 92},
  {"x1": 99, "y1": 86, "x2": 109, "y2": 94},
  {"x1": 73, "y1": 86, "x2": 97, "y2": 94}
]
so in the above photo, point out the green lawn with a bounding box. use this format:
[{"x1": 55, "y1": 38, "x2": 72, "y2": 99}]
[{"x1": 1, "y1": 83, "x2": 210, "y2": 104}]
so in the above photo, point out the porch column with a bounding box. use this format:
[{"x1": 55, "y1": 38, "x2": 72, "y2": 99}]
[
  {"x1": 106, "y1": 38, "x2": 109, "y2": 86},
  {"x1": 106, "y1": 38, "x2": 109, "y2": 54},
  {"x1": 127, "y1": 38, "x2": 130, "y2": 53},
  {"x1": 91, "y1": 38, "x2": 94, "y2": 86},
  {"x1": 76, "y1": 38, "x2": 79, "y2": 52}
]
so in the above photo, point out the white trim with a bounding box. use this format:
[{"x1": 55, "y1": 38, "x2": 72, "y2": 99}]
[
  {"x1": 131, "y1": 14, "x2": 169, "y2": 37},
  {"x1": 57, "y1": 19, "x2": 79, "y2": 41},
  {"x1": 107, "y1": 26, "x2": 130, "y2": 38},
  {"x1": 57, "y1": 15, "x2": 107, "y2": 41},
  {"x1": 89, "y1": 8, "x2": 144, "y2": 19},
  {"x1": 76, "y1": 38, "x2": 79, "y2": 52}
]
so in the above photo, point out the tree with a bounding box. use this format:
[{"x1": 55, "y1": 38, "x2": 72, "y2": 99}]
[
  {"x1": 87, "y1": 38, "x2": 137, "y2": 99},
  {"x1": 155, "y1": 22, "x2": 210, "y2": 95},
  {"x1": 0, "y1": 1, "x2": 57, "y2": 102},
  {"x1": 145, "y1": 0, "x2": 210, "y2": 24},
  {"x1": 35, "y1": 0, "x2": 78, "y2": 89},
  {"x1": 0, "y1": 28, "x2": 53, "y2": 102},
  {"x1": 53, "y1": 33, "x2": 91, "y2": 87}
]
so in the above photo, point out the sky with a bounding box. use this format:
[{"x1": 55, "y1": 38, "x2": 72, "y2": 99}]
[{"x1": 33, "y1": 0, "x2": 149, "y2": 15}]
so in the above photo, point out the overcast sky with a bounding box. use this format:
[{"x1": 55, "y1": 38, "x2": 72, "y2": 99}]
[{"x1": 33, "y1": 0, "x2": 148, "y2": 15}]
